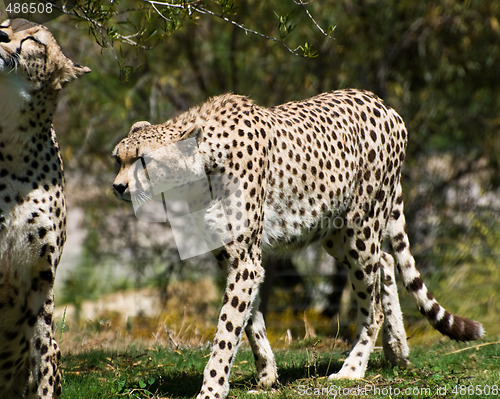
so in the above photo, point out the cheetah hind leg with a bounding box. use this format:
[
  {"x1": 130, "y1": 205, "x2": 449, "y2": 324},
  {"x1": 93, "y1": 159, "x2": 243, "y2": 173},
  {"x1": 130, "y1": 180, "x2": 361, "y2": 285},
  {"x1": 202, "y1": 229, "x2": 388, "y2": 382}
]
[
  {"x1": 322, "y1": 231, "x2": 384, "y2": 379},
  {"x1": 380, "y1": 252, "x2": 410, "y2": 367},
  {"x1": 328, "y1": 258, "x2": 384, "y2": 379},
  {"x1": 244, "y1": 295, "x2": 278, "y2": 389}
]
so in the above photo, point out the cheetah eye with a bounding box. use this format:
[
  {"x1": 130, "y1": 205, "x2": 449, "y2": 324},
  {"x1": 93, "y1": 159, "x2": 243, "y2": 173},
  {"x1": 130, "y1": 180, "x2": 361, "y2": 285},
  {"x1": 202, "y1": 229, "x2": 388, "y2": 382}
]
[
  {"x1": 0, "y1": 30, "x2": 9, "y2": 43},
  {"x1": 139, "y1": 156, "x2": 146, "y2": 166},
  {"x1": 113, "y1": 156, "x2": 122, "y2": 172},
  {"x1": 17, "y1": 36, "x2": 46, "y2": 55},
  {"x1": 138, "y1": 156, "x2": 150, "y2": 179}
]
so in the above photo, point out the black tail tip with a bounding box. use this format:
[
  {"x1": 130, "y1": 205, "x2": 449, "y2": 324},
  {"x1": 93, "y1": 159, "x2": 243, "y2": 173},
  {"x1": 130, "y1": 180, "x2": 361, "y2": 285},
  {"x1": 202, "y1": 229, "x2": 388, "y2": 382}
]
[{"x1": 435, "y1": 314, "x2": 484, "y2": 341}]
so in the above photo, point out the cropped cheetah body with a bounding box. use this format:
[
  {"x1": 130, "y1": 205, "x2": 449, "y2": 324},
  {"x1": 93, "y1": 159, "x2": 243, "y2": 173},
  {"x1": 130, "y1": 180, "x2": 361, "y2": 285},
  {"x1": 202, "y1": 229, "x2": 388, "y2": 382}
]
[
  {"x1": 0, "y1": 19, "x2": 89, "y2": 398},
  {"x1": 113, "y1": 90, "x2": 483, "y2": 399}
]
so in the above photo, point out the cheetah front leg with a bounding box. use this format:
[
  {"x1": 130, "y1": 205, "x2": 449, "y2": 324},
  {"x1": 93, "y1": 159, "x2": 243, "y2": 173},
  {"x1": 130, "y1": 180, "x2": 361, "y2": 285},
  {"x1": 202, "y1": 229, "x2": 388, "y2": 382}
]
[
  {"x1": 28, "y1": 283, "x2": 62, "y2": 399},
  {"x1": 197, "y1": 256, "x2": 265, "y2": 399},
  {"x1": 244, "y1": 296, "x2": 278, "y2": 389}
]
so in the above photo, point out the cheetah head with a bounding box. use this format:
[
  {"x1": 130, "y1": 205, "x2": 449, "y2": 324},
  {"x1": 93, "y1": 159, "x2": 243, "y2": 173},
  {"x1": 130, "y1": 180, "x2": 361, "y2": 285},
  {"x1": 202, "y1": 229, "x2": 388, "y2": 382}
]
[
  {"x1": 0, "y1": 18, "x2": 90, "y2": 91},
  {"x1": 112, "y1": 121, "x2": 205, "y2": 204}
]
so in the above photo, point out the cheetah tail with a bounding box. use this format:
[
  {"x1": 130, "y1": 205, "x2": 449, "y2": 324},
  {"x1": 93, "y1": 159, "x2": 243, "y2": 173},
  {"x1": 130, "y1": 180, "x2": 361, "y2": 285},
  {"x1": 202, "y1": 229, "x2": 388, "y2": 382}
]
[{"x1": 387, "y1": 183, "x2": 484, "y2": 342}]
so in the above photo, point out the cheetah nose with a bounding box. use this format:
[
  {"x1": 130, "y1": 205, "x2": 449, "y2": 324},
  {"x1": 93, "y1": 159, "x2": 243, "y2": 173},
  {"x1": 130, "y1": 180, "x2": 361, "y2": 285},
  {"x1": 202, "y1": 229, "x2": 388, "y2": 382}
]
[
  {"x1": 113, "y1": 183, "x2": 128, "y2": 197},
  {"x1": 0, "y1": 31, "x2": 10, "y2": 43}
]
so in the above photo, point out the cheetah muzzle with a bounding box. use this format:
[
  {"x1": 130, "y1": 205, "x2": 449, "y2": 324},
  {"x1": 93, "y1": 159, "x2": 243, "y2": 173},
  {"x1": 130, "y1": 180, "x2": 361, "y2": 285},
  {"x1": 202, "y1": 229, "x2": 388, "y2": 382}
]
[
  {"x1": 112, "y1": 90, "x2": 483, "y2": 399},
  {"x1": 0, "y1": 19, "x2": 89, "y2": 398}
]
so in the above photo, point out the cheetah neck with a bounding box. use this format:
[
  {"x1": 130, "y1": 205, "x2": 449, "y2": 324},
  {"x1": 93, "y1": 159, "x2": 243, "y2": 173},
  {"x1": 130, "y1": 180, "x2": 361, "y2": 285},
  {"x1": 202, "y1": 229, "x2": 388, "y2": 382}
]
[
  {"x1": 0, "y1": 73, "x2": 33, "y2": 132},
  {"x1": 0, "y1": 79, "x2": 60, "y2": 180},
  {"x1": 0, "y1": 77, "x2": 58, "y2": 147}
]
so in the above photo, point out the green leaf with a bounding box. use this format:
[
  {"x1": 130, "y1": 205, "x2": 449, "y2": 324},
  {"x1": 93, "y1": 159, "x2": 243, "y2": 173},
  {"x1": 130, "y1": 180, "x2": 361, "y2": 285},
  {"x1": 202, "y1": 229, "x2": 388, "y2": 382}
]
[{"x1": 299, "y1": 42, "x2": 318, "y2": 58}]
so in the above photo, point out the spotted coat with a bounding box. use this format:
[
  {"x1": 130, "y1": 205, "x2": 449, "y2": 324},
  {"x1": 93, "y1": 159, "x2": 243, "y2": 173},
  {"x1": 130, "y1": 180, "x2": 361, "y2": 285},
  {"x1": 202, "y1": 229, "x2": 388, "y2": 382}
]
[
  {"x1": 0, "y1": 19, "x2": 89, "y2": 398},
  {"x1": 112, "y1": 89, "x2": 483, "y2": 399}
]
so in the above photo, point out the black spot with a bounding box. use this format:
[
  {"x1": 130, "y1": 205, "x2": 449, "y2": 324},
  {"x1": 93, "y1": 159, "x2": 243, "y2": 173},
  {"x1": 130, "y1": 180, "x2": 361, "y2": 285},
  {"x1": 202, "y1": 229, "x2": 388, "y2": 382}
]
[
  {"x1": 357, "y1": 291, "x2": 367, "y2": 300},
  {"x1": 231, "y1": 296, "x2": 239, "y2": 308},
  {"x1": 354, "y1": 270, "x2": 364, "y2": 280},
  {"x1": 28, "y1": 315, "x2": 37, "y2": 326},
  {"x1": 355, "y1": 239, "x2": 366, "y2": 251},
  {"x1": 40, "y1": 244, "x2": 48, "y2": 257},
  {"x1": 407, "y1": 277, "x2": 423, "y2": 292},
  {"x1": 394, "y1": 241, "x2": 407, "y2": 252},
  {"x1": 39, "y1": 270, "x2": 53, "y2": 282},
  {"x1": 38, "y1": 227, "x2": 47, "y2": 239}
]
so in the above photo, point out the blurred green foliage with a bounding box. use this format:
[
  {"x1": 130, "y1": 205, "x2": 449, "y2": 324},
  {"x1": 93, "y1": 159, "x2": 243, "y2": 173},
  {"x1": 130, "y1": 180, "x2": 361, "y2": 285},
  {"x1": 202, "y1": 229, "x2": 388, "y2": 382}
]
[{"x1": 56, "y1": 0, "x2": 499, "y2": 173}]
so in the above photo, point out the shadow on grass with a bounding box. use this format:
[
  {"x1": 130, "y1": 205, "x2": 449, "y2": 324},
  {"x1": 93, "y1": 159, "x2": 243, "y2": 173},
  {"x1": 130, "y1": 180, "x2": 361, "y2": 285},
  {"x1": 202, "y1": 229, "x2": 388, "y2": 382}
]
[
  {"x1": 63, "y1": 346, "x2": 406, "y2": 398},
  {"x1": 147, "y1": 371, "x2": 203, "y2": 398},
  {"x1": 127, "y1": 352, "x2": 346, "y2": 397},
  {"x1": 151, "y1": 359, "x2": 344, "y2": 397}
]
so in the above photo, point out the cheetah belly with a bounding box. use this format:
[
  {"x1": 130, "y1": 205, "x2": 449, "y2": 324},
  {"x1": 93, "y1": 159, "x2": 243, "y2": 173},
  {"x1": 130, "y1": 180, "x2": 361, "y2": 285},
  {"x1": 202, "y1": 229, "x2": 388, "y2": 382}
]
[
  {"x1": 261, "y1": 141, "x2": 358, "y2": 250},
  {"x1": 261, "y1": 185, "x2": 352, "y2": 251},
  {"x1": 261, "y1": 200, "x2": 319, "y2": 250}
]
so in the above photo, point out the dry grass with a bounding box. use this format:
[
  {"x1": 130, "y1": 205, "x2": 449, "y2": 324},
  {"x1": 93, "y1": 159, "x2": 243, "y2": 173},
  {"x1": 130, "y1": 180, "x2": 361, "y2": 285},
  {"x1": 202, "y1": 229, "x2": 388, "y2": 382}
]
[
  {"x1": 56, "y1": 279, "x2": 220, "y2": 353},
  {"x1": 55, "y1": 278, "x2": 354, "y2": 356}
]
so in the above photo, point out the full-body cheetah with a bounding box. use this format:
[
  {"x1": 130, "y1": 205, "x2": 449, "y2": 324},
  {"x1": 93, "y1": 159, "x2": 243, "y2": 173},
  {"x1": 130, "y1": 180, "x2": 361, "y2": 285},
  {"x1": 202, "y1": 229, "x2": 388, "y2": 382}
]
[
  {"x1": 0, "y1": 19, "x2": 89, "y2": 398},
  {"x1": 112, "y1": 90, "x2": 483, "y2": 399}
]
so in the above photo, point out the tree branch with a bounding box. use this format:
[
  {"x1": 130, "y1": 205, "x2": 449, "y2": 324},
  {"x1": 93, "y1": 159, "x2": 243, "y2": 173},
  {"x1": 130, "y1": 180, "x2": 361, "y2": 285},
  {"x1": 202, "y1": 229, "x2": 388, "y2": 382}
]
[
  {"x1": 292, "y1": 0, "x2": 335, "y2": 39},
  {"x1": 140, "y1": 0, "x2": 332, "y2": 57},
  {"x1": 189, "y1": 3, "x2": 304, "y2": 56},
  {"x1": 43, "y1": 0, "x2": 145, "y2": 47}
]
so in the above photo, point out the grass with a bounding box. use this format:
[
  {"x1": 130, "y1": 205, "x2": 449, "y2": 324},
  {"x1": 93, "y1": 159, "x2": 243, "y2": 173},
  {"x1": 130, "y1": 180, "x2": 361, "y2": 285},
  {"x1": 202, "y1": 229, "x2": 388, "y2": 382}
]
[
  {"x1": 56, "y1": 266, "x2": 499, "y2": 398},
  {"x1": 61, "y1": 338, "x2": 500, "y2": 399}
]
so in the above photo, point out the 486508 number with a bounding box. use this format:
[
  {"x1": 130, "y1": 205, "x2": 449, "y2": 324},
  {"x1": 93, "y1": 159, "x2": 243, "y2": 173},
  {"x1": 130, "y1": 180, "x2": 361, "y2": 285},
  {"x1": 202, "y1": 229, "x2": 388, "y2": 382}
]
[{"x1": 6, "y1": 3, "x2": 54, "y2": 15}]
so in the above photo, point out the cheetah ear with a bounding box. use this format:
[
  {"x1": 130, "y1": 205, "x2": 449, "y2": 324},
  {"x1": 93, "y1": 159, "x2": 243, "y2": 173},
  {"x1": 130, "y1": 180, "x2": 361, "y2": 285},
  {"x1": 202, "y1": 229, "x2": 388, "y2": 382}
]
[
  {"x1": 181, "y1": 124, "x2": 203, "y2": 145},
  {"x1": 54, "y1": 60, "x2": 91, "y2": 90},
  {"x1": 64, "y1": 62, "x2": 91, "y2": 82},
  {"x1": 129, "y1": 121, "x2": 152, "y2": 136},
  {"x1": 72, "y1": 63, "x2": 92, "y2": 77}
]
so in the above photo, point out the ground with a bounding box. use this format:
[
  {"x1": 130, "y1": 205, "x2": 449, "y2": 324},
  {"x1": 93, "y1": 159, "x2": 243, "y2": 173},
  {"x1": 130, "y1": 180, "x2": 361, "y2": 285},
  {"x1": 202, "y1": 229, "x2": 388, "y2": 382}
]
[
  {"x1": 59, "y1": 335, "x2": 499, "y2": 399},
  {"x1": 54, "y1": 279, "x2": 499, "y2": 398}
]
